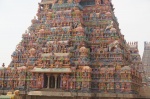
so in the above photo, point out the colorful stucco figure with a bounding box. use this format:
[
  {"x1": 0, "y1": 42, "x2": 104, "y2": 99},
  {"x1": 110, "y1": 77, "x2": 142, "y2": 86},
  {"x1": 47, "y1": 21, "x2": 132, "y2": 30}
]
[{"x1": 0, "y1": 90, "x2": 21, "y2": 99}]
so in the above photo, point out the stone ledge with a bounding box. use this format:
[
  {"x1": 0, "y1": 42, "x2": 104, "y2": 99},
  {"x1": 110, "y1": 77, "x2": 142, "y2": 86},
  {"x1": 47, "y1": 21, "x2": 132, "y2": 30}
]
[{"x1": 28, "y1": 91, "x2": 141, "y2": 98}]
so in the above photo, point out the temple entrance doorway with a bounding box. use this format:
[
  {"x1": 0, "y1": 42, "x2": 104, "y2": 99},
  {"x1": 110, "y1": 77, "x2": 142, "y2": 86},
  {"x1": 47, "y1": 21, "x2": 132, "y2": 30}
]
[
  {"x1": 43, "y1": 74, "x2": 48, "y2": 88},
  {"x1": 50, "y1": 76, "x2": 55, "y2": 88},
  {"x1": 44, "y1": 74, "x2": 61, "y2": 89},
  {"x1": 57, "y1": 75, "x2": 61, "y2": 88}
]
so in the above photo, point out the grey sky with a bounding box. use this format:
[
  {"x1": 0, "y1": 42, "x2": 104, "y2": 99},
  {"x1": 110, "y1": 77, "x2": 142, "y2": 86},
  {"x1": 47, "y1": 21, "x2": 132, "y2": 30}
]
[{"x1": 0, "y1": 0, "x2": 150, "y2": 66}]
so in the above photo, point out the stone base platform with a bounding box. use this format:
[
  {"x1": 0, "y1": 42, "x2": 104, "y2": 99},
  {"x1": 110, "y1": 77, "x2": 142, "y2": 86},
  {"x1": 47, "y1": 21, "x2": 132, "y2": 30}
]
[
  {"x1": 0, "y1": 89, "x2": 149, "y2": 99},
  {"x1": 27, "y1": 91, "x2": 144, "y2": 99}
]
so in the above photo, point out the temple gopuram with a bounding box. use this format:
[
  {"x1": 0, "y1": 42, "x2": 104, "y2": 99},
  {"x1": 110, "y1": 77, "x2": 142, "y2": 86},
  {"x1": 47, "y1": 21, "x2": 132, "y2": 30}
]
[
  {"x1": 142, "y1": 42, "x2": 150, "y2": 86},
  {"x1": 0, "y1": 0, "x2": 145, "y2": 99}
]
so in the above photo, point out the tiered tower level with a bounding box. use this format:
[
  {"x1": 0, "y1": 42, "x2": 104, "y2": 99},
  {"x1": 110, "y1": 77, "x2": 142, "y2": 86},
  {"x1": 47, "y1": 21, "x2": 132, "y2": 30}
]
[
  {"x1": 142, "y1": 42, "x2": 150, "y2": 85},
  {"x1": 0, "y1": 0, "x2": 144, "y2": 98}
]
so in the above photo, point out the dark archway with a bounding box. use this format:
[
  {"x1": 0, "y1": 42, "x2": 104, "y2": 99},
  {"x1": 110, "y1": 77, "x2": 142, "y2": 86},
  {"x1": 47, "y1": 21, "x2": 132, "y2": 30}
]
[
  {"x1": 101, "y1": 0, "x2": 104, "y2": 4},
  {"x1": 50, "y1": 75, "x2": 55, "y2": 88},
  {"x1": 43, "y1": 74, "x2": 48, "y2": 88},
  {"x1": 57, "y1": 75, "x2": 61, "y2": 88}
]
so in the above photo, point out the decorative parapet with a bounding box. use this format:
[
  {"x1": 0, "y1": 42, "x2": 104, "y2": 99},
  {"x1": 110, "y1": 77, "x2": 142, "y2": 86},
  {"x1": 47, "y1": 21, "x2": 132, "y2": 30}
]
[
  {"x1": 144, "y1": 41, "x2": 150, "y2": 50},
  {"x1": 127, "y1": 42, "x2": 138, "y2": 49}
]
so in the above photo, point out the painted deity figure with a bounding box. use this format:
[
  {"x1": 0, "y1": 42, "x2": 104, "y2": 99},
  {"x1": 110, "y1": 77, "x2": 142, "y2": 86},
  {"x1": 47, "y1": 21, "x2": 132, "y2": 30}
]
[
  {"x1": 67, "y1": 0, "x2": 73, "y2": 3},
  {"x1": 52, "y1": 0, "x2": 58, "y2": 4},
  {"x1": 58, "y1": 0, "x2": 63, "y2": 4},
  {"x1": 105, "y1": 21, "x2": 113, "y2": 32},
  {"x1": 108, "y1": 40, "x2": 119, "y2": 51},
  {"x1": 62, "y1": 75, "x2": 67, "y2": 89},
  {"x1": 95, "y1": 0, "x2": 101, "y2": 5},
  {"x1": 37, "y1": 75, "x2": 43, "y2": 88},
  {"x1": 54, "y1": 60, "x2": 60, "y2": 68},
  {"x1": 37, "y1": 58, "x2": 43, "y2": 68},
  {"x1": 14, "y1": 90, "x2": 21, "y2": 99},
  {"x1": 79, "y1": 46, "x2": 89, "y2": 57},
  {"x1": 74, "y1": 0, "x2": 81, "y2": 3},
  {"x1": 44, "y1": 4, "x2": 49, "y2": 11},
  {"x1": 70, "y1": 81, "x2": 73, "y2": 89},
  {"x1": 104, "y1": 0, "x2": 110, "y2": 5},
  {"x1": 29, "y1": 48, "x2": 36, "y2": 57},
  {"x1": 53, "y1": 41, "x2": 58, "y2": 52},
  {"x1": 98, "y1": 83, "x2": 101, "y2": 90},
  {"x1": 82, "y1": 82, "x2": 88, "y2": 88},
  {"x1": 76, "y1": 82, "x2": 81, "y2": 90},
  {"x1": 64, "y1": 58, "x2": 70, "y2": 66},
  {"x1": 110, "y1": 83, "x2": 114, "y2": 90}
]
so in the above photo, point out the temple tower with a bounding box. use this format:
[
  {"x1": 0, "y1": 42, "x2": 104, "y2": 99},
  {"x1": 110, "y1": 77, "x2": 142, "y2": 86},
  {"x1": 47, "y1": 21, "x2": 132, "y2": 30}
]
[
  {"x1": 142, "y1": 42, "x2": 150, "y2": 85},
  {"x1": 0, "y1": 0, "x2": 143, "y2": 98}
]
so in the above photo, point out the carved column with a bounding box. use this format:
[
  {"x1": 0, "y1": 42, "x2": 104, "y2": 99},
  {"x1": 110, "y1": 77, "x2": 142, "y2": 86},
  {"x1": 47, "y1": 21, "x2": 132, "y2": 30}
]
[
  {"x1": 54, "y1": 74, "x2": 58, "y2": 89},
  {"x1": 60, "y1": 74, "x2": 63, "y2": 88},
  {"x1": 47, "y1": 74, "x2": 50, "y2": 89},
  {"x1": 66, "y1": 74, "x2": 69, "y2": 90},
  {"x1": 42, "y1": 73, "x2": 44, "y2": 88}
]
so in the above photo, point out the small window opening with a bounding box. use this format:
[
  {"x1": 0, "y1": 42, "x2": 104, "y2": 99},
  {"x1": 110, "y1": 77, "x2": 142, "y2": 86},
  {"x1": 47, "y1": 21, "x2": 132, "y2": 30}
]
[
  {"x1": 101, "y1": 0, "x2": 104, "y2": 4},
  {"x1": 49, "y1": 4, "x2": 52, "y2": 9}
]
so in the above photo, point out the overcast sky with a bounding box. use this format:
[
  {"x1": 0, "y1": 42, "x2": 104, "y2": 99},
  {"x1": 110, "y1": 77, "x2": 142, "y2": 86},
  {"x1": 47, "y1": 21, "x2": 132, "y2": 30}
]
[{"x1": 0, "y1": 0, "x2": 150, "y2": 66}]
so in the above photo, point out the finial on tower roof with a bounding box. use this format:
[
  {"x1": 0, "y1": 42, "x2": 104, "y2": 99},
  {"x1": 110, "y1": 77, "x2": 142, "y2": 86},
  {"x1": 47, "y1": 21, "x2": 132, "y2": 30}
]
[{"x1": 144, "y1": 41, "x2": 150, "y2": 49}]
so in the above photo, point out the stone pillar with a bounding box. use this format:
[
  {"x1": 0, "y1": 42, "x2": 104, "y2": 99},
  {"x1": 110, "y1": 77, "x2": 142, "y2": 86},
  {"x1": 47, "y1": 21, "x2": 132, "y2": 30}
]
[
  {"x1": 42, "y1": 73, "x2": 44, "y2": 88},
  {"x1": 67, "y1": 74, "x2": 69, "y2": 90},
  {"x1": 47, "y1": 74, "x2": 50, "y2": 89},
  {"x1": 54, "y1": 74, "x2": 58, "y2": 89},
  {"x1": 60, "y1": 74, "x2": 62, "y2": 88}
]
